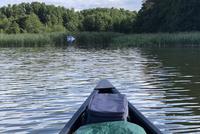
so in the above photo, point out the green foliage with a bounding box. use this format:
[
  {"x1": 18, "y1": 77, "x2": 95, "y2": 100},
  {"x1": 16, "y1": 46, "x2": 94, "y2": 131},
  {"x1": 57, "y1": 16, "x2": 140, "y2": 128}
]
[
  {"x1": 0, "y1": 33, "x2": 50, "y2": 47},
  {"x1": 50, "y1": 25, "x2": 66, "y2": 32},
  {"x1": 1, "y1": 32, "x2": 200, "y2": 47},
  {"x1": 63, "y1": 9, "x2": 81, "y2": 31},
  {"x1": 0, "y1": 3, "x2": 137, "y2": 34},
  {"x1": 6, "y1": 21, "x2": 20, "y2": 34},
  {"x1": 136, "y1": 0, "x2": 200, "y2": 33},
  {"x1": 0, "y1": 32, "x2": 70, "y2": 47},
  {"x1": 111, "y1": 32, "x2": 200, "y2": 47},
  {"x1": 24, "y1": 13, "x2": 43, "y2": 33},
  {"x1": 0, "y1": 18, "x2": 10, "y2": 33},
  {"x1": 81, "y1": 8, "x2": 137, "y2": 33},
  {"x1": 2, "y1": 1, "x2": 200, "y2": 34},
  {"x1": 76, "y1": 32, "x2": 123, "y2": 47}
]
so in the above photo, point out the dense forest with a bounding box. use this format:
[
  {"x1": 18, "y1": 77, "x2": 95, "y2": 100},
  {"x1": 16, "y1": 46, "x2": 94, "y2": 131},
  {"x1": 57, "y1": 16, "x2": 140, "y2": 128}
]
[
  {"x1": 136, "y1": 0, "x2": 200, "y2": 32},
  {"x1": 1, "y1": 1, "x2": 200, "y2": 34},
  {"x1": 0, "y1": 2, "x2": 136, "y2": 34}
]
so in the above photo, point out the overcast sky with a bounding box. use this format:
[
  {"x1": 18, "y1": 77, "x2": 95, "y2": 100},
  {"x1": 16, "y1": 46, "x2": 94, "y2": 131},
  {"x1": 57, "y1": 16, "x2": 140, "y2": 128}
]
[{"x1": 0, "y1": 0, "x2": 142, "y2": 11}]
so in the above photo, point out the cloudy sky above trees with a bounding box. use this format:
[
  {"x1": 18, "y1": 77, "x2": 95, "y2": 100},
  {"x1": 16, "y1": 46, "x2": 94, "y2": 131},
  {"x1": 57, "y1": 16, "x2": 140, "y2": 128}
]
[{"x1": 0, "y1": 0, "x2": 142, "y2": 11}]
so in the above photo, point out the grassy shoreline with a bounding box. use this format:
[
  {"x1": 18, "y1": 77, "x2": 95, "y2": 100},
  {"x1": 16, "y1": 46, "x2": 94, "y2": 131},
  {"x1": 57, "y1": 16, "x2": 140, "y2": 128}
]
[
  {"x1": 1, "y1": 32, "x2": 200, "y2": 48},
  {"x1": 111, "y1": 33, "x2": 200, "y2": 48},
  {"x1": 0, "y1": 32, "x2": 69, "y2": 47}
]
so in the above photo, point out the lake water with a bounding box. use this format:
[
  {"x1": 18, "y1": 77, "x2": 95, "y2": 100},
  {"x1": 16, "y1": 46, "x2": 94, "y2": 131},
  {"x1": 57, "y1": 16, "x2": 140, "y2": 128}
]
[{"x1": 0, "y1": 47, "x2": 200, "y2": 134}]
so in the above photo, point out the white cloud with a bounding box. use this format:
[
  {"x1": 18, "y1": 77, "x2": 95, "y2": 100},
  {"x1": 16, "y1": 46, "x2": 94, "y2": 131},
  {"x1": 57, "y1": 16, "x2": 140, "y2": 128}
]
[{"x1": 0, "y1": 0, "x2": 142, "y2": 11}]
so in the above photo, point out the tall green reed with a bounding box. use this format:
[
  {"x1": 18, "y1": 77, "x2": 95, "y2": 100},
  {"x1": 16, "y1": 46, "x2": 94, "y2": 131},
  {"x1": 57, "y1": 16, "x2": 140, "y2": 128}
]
[{"x1": 1, "y1": 32, "x2": 200, "y2": 48}]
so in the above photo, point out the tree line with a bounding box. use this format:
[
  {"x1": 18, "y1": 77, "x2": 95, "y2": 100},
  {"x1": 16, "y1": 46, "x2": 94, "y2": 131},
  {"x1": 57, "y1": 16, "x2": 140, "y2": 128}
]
[
  {"x1": 0, "y1": 2, "x2": 136, "y2": 34},
  {"x1": 0, "y1": 1, "x2": 200, "y2": 34},
  {"x1": 135, "y1": 0, "x2": 200, "y2": 32}
]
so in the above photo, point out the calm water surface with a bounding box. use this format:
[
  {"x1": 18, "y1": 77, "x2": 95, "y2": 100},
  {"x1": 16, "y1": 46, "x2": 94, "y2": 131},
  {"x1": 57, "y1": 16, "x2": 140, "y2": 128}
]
[{"x1": 0, "y1": 47, "x2": 200, "y2": 134}]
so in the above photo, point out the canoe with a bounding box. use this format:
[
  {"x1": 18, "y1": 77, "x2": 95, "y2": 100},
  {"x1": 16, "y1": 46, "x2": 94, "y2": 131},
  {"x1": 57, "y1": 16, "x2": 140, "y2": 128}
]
[{"x1": 59, "y1": 80, "x2": 162, "y2": 134}]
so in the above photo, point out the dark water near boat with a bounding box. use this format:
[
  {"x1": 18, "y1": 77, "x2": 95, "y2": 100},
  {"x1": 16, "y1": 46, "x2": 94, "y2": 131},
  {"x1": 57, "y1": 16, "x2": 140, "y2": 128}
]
[{"x1": 0, "y1": 47, "x2": 200, "y2": 134}]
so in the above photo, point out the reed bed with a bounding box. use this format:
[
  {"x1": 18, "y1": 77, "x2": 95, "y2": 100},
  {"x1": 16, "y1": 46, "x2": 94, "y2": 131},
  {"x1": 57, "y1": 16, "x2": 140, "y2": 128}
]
[
  {"x1": 0, "y1": 32, "x2": 68, "y2": 47},
  {"x1": 75, "y1": 32, "x2": 123, "y2": 48},
  {"x1": 1, "y1": 32, "x2": 200, "y2": 48},
  {"x1": 111, "y1": 32, "x2": 200, "y2": 48}
]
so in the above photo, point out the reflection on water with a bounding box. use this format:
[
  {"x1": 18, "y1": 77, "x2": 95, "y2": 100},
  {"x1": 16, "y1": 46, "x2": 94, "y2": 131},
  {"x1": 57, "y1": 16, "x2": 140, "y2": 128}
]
[{"x1": 0, "y1": 47, "x2": 200, "y2": 134}]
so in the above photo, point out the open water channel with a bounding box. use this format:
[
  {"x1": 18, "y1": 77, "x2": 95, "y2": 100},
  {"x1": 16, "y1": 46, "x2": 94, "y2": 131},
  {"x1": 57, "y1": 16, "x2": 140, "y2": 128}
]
[{"x1": 0, "y1": 47, "x2": 200, "y2": 134}]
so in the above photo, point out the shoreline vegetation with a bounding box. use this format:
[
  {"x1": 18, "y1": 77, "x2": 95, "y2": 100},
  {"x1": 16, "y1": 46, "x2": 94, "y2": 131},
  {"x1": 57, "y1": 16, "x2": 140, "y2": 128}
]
[
  {"x1": 0, "y1": 32, "x2": 67, "y2": 47},
  {"x1": 1, "y1": 2, "x2": 200, "y2": 48},
  {"x1": 1, "y1": 32, "x2": 200, "y2": 48}
]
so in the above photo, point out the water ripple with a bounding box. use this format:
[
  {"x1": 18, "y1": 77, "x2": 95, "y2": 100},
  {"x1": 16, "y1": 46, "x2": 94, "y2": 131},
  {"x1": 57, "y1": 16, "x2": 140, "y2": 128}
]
[{"x1": 0, "y1": 47, "x2": 200, "y2": 134}]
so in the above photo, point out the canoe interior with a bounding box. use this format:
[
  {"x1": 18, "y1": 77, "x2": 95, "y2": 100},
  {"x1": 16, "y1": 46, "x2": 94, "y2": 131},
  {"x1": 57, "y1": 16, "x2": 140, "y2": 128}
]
[{"x1": 59, "y1": 87, "x2": 162, "y2": 134}]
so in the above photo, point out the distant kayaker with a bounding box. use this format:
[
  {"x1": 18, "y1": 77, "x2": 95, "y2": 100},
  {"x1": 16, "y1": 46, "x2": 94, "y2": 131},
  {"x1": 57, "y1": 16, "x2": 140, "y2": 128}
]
[{"x1": 67, "y1": 35, "x2": 75, "y2": 44}]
